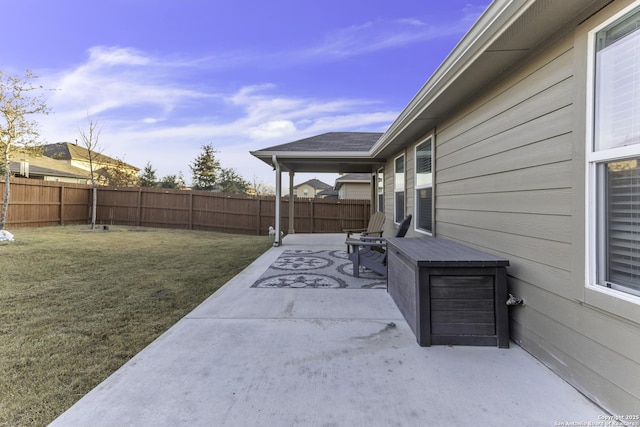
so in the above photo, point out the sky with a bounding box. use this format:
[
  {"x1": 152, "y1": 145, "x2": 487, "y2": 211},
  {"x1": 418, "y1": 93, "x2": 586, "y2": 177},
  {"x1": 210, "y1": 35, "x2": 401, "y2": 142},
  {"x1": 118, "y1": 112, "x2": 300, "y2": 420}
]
[{"x1": 1, "y1": 0, "x2": 491, "y2": 189}]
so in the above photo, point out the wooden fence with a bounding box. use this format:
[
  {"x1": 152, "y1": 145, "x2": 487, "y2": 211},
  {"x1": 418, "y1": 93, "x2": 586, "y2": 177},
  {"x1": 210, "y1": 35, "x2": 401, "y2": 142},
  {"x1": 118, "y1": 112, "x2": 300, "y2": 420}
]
[
  {"x1": 0, "y1": 178, "x2": 91, "y2": 227},
  {"x1": 0, "y1": 178, "x2": 372, "y2": 235}
]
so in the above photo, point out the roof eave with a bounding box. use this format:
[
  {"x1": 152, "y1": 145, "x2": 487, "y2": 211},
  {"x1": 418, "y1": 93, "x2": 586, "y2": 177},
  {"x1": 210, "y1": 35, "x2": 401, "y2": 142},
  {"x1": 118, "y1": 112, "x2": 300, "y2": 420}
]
[
  {"x1": 371, "y1": 0, "x2": 527, "y2": 156},
  {"x1": 371, "y1": 0, "x2": 609, "y2": 157},
  {"x1": 251, "y1": 150, "x2": 383, "y2": 174}
]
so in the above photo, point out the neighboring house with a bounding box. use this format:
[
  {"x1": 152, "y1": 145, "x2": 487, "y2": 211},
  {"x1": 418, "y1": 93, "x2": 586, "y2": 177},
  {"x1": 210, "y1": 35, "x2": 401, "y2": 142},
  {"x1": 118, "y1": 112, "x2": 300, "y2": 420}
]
[
  {"x1": 293, "y1": 178, "x2": 331, "y2": 198},
  {"x1": 42, "y1": 142, "x2": 139, "y2": 186},
  {"x1": 9, "y1": 153, "x2": 90, "y2": 184},
  {"x1": 316, "y1": 187, "x2": 338, "y2": 199},
  {"x1": 252, "y1": 0, "x2": 640, "y2": 413},
  {"x1": 334, "y1": 173, "x2": 371, "y2": 200}
]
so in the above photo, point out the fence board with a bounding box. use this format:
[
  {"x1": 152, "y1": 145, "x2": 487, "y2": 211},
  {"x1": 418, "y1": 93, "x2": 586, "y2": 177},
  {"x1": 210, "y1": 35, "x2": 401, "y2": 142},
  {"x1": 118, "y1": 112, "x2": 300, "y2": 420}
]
[{"x1": 1, "y1": 178, "x2": 371, "y2": 234}]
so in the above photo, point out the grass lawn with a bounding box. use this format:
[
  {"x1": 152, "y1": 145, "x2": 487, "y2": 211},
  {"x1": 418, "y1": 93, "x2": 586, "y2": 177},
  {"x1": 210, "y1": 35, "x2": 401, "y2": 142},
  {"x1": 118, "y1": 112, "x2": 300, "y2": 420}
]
[{"x1": 0, "y1": 226, "x2": 272, "y2": 427}]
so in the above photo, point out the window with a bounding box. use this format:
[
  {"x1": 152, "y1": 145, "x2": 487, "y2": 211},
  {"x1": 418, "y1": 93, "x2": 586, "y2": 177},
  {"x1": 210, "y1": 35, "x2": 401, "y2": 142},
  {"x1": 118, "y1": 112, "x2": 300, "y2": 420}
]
[
  {"x1": 415, "y1": 137, "x2": 433, "y2": 234},
  {"x1": 589, "y1": 4, "x2": 640, "y2": 297},
  {"x1": 303, "y1": 189, "x2": 308, "y2": 197},
  {"x1": 377, "y1": 167, "x2": 384, "y2": 212},
  {"x1": 394, "y1": 154, "x2": 405, "y2": 223}
]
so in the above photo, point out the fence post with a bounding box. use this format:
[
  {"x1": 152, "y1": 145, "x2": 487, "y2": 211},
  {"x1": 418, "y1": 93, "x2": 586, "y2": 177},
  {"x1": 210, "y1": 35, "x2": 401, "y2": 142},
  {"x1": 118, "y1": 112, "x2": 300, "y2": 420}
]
[
  {"x1": 310, "y1": 199, "x2": 314, "y2": 234},
  {"x1": 136, "y1": 188, "x2": 142, "y2": 226},
  {"x1": 60, "y1": 185, "x2": 65, "y2": 226},
  {"x1": 189, "y1": 193, "x2": 194, "y2": 230},
  {"x1": 364, "y1": 200, "x2": 368, "y2": 226},
  {"x1": 256, "y1": 198, "x2": 261, "y2": 235}
]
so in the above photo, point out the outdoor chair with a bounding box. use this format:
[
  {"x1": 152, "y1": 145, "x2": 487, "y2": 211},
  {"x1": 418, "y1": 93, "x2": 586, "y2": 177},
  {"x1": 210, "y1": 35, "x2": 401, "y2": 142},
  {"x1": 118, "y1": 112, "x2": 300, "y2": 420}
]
[
  {"x1": 344, "y1": 211, "x2": 385, "y2": 253},
  {"x1": 346, "y1": 214, "x2": 412, "y2": 278}
]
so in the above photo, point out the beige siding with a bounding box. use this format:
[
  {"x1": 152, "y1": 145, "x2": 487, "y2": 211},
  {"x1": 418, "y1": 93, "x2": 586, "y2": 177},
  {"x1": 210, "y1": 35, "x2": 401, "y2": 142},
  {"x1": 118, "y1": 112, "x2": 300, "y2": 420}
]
[
  {"x1": 383, "y1": 2, "x2": 640, "y2": 413},
  {"x1": 295, "y1": 184, "x2": 317, "y2": 198},
  {"x1": 338, "y1": 183, "x2": 371, "y2": 199}
]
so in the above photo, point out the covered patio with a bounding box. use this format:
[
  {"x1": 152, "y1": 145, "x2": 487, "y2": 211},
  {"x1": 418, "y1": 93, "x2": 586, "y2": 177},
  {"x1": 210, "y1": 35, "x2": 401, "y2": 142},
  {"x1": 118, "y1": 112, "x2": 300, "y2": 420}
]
[
  {"x1": 51, "y1": 234, "x2": 604, "y2": 426},
  {"x1": 250, "y1": 132, "x2": 385, "y2": 245}
]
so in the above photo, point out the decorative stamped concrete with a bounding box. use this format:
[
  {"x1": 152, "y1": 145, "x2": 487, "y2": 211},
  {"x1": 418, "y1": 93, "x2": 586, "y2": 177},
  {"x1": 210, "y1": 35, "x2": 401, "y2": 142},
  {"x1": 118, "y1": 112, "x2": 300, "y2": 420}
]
[{"x1": 251, "y1": 249, "x2": 386, "y2": 289}]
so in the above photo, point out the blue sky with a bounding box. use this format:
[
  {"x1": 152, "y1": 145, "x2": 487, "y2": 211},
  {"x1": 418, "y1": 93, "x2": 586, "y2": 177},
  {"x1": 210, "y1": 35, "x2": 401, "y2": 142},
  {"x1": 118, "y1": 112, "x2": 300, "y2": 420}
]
[{"x1": 1, "y1": 0, "x2": 490, "y2": 188}]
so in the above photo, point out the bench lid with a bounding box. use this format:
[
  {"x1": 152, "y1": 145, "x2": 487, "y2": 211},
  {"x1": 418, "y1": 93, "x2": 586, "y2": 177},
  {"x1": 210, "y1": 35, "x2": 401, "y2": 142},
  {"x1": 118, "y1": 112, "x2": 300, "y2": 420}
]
[{"x1": 386, "y1": 237, "x2": 509, "y2": 267}]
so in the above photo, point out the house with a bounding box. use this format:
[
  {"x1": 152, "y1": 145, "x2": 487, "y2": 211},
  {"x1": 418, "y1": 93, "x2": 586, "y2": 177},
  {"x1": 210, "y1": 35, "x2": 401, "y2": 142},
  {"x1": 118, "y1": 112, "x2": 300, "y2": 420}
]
[
  {"x1": 334, "y1": 173, "x2": 372, "y2": 200},
  {"x1": 252, "y1": 0, "x2": 640, "y2": 414},
  {"x1": 9, "y1": 153, "x2": 90, "y2": 184},
  {"x1": 42, "y1": 142, "x2": 139, "y2": 186},
  {"x1": 316, "y1": 187, "x2": 339, "y2": 199},
  {"x1": 293, "y1": 178, "x2": 332, "y2": 198}
]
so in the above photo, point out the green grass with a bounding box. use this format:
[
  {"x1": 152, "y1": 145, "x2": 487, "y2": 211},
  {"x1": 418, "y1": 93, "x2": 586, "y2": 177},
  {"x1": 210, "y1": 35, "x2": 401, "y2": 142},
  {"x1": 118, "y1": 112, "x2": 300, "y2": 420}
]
[{"x1": 0, "y1": 226, "x2": 272, "y2": 427}]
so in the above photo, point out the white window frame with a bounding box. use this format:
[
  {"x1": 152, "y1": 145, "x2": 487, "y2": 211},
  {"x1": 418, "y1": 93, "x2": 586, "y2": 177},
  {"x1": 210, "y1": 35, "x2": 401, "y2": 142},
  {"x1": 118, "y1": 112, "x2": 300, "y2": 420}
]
[
  {"x1": 414, "y1": 135, "x2": 433, "y2": 235},
  {"x1": 376, "y1": 167, "x2": 384, "y2": 213},
  {"x1": 586, "y1": 1, "x2": 640, "y2": 305},
  {"x1": 394, "y1": 154, "x2": 405, "y2": 224}
]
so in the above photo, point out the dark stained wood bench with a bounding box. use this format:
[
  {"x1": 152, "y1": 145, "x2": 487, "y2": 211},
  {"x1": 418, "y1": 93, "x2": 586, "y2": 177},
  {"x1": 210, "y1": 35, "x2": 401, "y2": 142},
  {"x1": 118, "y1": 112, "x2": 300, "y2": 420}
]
[{"x1": 386, "y1": 237, "x2": 510, "y2": 348}]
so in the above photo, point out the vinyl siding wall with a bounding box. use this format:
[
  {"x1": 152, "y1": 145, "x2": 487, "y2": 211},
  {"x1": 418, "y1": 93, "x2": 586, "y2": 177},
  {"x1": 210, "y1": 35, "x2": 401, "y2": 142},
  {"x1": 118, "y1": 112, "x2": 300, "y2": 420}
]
[
  {"x1": 338, "y1": 183, "x2": 371, "y2": 199},
  {"x1": 383, "y1": 1, "x2": 640, "y2": 413},
  {"x1": 295, "y1": 184, "x2": 320, "y2": 198},
  {"x1": 384, "y1": 148, "x2": 416, "y2": 233}
]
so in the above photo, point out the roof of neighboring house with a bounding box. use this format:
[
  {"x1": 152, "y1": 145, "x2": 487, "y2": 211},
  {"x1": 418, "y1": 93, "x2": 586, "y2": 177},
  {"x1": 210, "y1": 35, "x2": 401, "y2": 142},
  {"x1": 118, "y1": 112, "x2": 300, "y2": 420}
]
[
  {"x1": 317, "y1": 188, "x2": 339, "y2": 198},
  {"x1": 42, "y1": 142, "x2": 139, "y2": 171},
  {"x1": 251, "y1": 0, "x2": 609, "y2": 171},
  {"x1": 334, "y1": 173, "x2": 371, "y2": 190},
  {"x1": 9, "y1": 153, "x2": 90, "y2": 180},
  {"x1": 293, "y1": 178, "x2": 332, "y2": 190}
]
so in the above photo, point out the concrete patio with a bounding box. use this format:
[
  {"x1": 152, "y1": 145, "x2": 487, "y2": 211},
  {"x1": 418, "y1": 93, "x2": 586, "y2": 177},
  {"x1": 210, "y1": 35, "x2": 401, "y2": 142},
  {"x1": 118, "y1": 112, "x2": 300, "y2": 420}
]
[{"x1": 50, "y1": 234, "x2": 606, "y2": 426}]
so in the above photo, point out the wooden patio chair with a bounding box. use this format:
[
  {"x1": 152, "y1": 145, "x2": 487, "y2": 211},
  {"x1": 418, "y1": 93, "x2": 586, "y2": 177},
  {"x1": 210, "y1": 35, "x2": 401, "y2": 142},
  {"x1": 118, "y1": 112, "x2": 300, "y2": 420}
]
[
  {"x1": 344, "y1": 211, "x2": 385, "y2": 253},
  {"x1": 346, "y1": 214, "x2": 412, "y2": 278}
]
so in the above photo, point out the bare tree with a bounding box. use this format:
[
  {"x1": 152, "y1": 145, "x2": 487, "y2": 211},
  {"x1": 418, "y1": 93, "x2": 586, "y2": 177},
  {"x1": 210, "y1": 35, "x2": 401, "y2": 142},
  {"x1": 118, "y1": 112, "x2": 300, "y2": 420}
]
[
  {"x1": 252, "y1": 176, "x2": 275, "y2": 196},
  {"x1": 0, "y1": 71, "x2": 50, "y2": 230},
  {"x1": 78, "y1": 116, "x2": 103, "y2": 229}
]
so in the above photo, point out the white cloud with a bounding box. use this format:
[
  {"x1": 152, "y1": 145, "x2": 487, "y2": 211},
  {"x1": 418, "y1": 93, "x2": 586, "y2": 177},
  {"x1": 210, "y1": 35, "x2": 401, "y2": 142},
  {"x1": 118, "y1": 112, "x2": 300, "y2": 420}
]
[
  {"x1": 86, "y1": 46, "x2": 151, "y2": 67},
  {"x1": 305, "y1": 14, "x2": 476, "y2": 59},
  {"x1": 37, "y1": 47, "x2": 397, "y2": 185},
  {"x1": 248, "y1": 120, "x2": 297, "y2": 140}
]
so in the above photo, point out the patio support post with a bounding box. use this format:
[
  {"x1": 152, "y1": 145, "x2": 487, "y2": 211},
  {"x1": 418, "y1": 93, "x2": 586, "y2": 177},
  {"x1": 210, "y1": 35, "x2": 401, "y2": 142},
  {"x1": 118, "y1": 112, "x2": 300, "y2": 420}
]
[
  {"x1": 272, "y1": 155, "x2": 282, "y2": 246},
  {"x1": 370, "y1": 173, "x2": 376, "y2": 216},
  {"x1": 288, "y1": 171, "x2": 295, "y2": 234}
]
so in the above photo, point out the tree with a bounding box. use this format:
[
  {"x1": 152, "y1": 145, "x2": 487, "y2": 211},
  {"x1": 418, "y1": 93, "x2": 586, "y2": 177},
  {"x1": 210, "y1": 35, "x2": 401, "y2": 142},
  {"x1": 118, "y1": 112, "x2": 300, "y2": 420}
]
[
  {"x1": 0, "y1": 71, "x2": 49, "y2": 230},
  {"x1": 158, "y1": 174, "x2": 181, "y2": 189},
  {"x1": 252, "y1": 176, "x2": 275, "y2": 196},
  {"x1": 78, "y1": 116, "x2": 103, "y2": 230},
  {"x1": 98, "y1": 158, "x2": 140, "y2": 187},
  {"x1": 139, "y1": 162, "x2": 157, "y2": 187},
  {"x1": 190, "y1": 144, "x2": 220, "y2": 191},
  {"x1": 218, "y1": 167, "x2": 249, "y2": 194},
  {"x1": 176, "y1": 171, "x2": 186, "y2": 189}
]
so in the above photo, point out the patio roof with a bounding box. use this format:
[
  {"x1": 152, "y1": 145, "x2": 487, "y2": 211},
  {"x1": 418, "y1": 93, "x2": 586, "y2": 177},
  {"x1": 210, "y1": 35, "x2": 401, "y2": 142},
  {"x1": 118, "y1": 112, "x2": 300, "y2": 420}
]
[{"x1": 250, "y1": 132, "x2": 384, "y2": 173}]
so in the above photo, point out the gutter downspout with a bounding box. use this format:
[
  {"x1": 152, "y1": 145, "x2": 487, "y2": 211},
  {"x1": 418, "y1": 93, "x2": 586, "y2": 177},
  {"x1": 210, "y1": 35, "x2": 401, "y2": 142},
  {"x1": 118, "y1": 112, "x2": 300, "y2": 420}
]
[{"x1": 272, "y1": 155, "x2": 282, "y2": 247}]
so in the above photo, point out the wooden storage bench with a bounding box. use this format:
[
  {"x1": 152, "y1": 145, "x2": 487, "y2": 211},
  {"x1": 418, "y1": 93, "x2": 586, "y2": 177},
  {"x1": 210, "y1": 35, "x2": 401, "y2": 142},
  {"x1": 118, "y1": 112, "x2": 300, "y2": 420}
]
[{"x1": 386, "y1": 237, "x2": 510, "y2": 348}]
